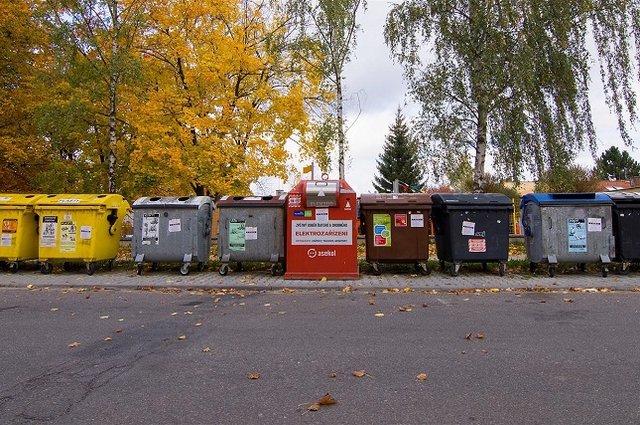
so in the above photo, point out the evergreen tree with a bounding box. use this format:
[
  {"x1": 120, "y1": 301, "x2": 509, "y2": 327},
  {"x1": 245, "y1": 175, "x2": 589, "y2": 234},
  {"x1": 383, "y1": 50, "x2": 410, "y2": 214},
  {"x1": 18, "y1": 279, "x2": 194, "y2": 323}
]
[
  {"x1": 594, "y1": 146, "x2": 640, "y2": 180},
  {"x1": 373, "y1": 109, "x2": 423, "y2": 193}
]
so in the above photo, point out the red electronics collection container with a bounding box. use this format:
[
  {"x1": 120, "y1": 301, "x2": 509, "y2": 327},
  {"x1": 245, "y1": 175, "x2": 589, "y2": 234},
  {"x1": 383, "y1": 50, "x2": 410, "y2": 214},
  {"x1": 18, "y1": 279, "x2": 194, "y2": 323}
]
[{"x1": 284, "y1": 179, "x2": 359, "y2": 280}]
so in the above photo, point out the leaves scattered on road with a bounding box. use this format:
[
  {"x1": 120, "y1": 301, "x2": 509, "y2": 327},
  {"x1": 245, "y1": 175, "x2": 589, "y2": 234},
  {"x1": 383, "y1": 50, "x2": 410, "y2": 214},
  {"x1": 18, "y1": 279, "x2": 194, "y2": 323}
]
[
  {"x1": 247, "y1": 371, "x2": 260, "y2": 380},
  {"x1": 303, "y1": 393, "x2": 337, "y2": 414},
  {"x1": 352, "y1": 370, "x2": 370, "y2": 378},
  {"x1": 399, "y1": 304, "x2": 414, "y2": 312},
  {"x1": 465, "y1": 333, "x2": 485, "y2": 341},
  {"x1": 67, "y1": 342, "x2": 80, "y2": 348},
  {"x1": 416, "y1": 373, "x2": 428, "y2": 381},
  {"x1": 177, "y1": 335, "x2": 187, "y2": 340},
  {"x1": 374, "y1": 311, "x2": 385, "y2": 317}
]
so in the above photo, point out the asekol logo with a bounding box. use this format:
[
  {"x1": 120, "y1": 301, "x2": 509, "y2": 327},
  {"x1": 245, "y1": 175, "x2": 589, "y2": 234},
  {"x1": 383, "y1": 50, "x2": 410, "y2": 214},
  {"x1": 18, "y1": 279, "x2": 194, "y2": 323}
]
[{"x1": 306, "y1": 248, "x2": 336, "y2": 258}]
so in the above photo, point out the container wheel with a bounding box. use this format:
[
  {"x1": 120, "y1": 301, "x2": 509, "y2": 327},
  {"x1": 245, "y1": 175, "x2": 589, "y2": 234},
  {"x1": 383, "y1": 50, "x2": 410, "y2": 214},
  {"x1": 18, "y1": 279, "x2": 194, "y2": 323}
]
[
  {"x1": 499, "y1": 262, "x2": 506, "y2": 277},
  {"x1": 107, "y1": 260, "x2": 114, "y2": 271},
  {"x1": 219, "y1": 264, "x2": 229, "y2": 276},
  {"x1": 40, "y1": 262, "x2": 53, "y2": 274},
  {"x1": 548, "y1": 265, "x2": 556, "y2": 278},
  {"x1": 236, "y1": 262, "x2": 243, "y2": 272},
  {"x1": 8, "y1": 262, "x2": 18, "y2": 273},
  {"x1": 136, "y1": 263, "x2": 143, "y2": 276},
  {"x1": 529, "y1": 262, "x2": 537, "y2": 273},
  {"x1": 86, "y1": 262, "x2": 96, "y2": 276},
  {"x1": 482, "y1": 262, "x2": 488, "y2": 272},
  {"x1": 371, "y1": 262, "x2": 382, "y2": 276},
  {"x1": 439, "y1": 260, "x2": 446, "y2": 271},
  {"x1": 416, "y1": 262, "x2": 431, "y2": 276},
  {"x1": 270, "y1": 263, "x2": 282, "y2": 276},
  {"x1": 151, "y1": 262, "x2": 159, "y2": 272},
  {"x1": 601, "y1": 265, "x2": 609, "y2": 278},
  {"x1": 63, "y1": 262, "x2": 72, "y2": 272},
  {"x1": 450, "y1": 263, "x2": 460, "y2": 277},
  {"x1": 578, "y1": 263, "x2": 586, "y2": 272},
  {"x1": 197, "y1": 262, "x2": 205, "y2": 272},
  {"x1": 180, "y1": 263, "x2": 190, "y2": 276}
]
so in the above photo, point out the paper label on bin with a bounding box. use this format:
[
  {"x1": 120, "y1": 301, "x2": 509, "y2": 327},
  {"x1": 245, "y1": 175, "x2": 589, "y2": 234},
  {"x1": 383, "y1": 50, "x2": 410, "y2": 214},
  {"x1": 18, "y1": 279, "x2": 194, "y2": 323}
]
[
  {"x1": 288, "y1": 195, "x2": 302, "y2": 208},
  {"x1": 142, "y1": 213, "x2": 160, "y2": 245},
  {"x1": 228, "y1": 219, "x2": 246, "y2": 251},
  {"x1": 394, "y1": 214, "x2": 407, "y2": 227},
  {"x1": 80, "y1": 226, "x2": 92, "y2": 240},
  {"x1": 587, "y1": 218, "x2": 602, "y2": 232},
  {"x1": 2, "y1": 219, "x2": 17, "y2": 233},
  {"x1": 168, "y1": 218, "x2": 181, "y2": 233},
  {"x1": 462, "y1": 221, "x2": 475, "y2": 236},
  {"x1": 410, "y1": 214, "x2": 424, "y2": 228},
  {"x1": 58, "y1": 199, "x2": 80, "y2": 203},
  {"x1": 316, "y1": 209, "x2": 329, "y2": 222},
  {"x1": 568, "y1": 218, "x2": 587, "y2": 253},
  {"x1": 0, "y1": 197, "x2": 11, "y2": 201},
  {"x1": 40, "y1": 216, "x2": 58, "y2": 247},
  {"x1": 468, "y1": 239, "x2": 486, "y2": 253},
  {"x1": 245, "y1": 226, "x2": 257, "y2": 240},
  {"x1": 1, "y1": 233, "x2": 12, "y2": 246},
  {"x1": 373, "y1": 214, "x2": 391, "y2": 247},
  {"x1": 291, "y1": 220, "x2": 352, "y2": 245},
  {"x1": 60, "y1": 221, "x2": 76, "y2": 253}
]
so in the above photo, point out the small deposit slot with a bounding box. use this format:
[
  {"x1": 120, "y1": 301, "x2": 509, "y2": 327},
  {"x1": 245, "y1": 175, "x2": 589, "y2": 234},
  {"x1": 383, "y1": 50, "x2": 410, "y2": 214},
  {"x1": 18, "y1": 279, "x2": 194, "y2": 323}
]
[{"x1": 305, "y1": 181, "x2": 339, "y2": 207}]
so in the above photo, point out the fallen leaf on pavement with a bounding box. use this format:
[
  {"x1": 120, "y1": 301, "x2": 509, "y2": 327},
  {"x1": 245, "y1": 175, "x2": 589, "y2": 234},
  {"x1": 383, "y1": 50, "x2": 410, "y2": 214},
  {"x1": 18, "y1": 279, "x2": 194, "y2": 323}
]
[
  {"x1": 399, "y1": 304, "x2": 414, "y2": 312},
  {"x1": 328, "y1": 372, "x2": 337, "y2": 378},
  {"x1": 248, "y1": 372, "x2": 260, "y2": 380},
  {"x1": 115, "y1": 328, "x2": 123, "y2": 333},
  {"x1": 177, "y1": 335, "x2": 187, "y2": 340},
  {"x1": 282, "y1": 288, "x2": 295, "y2": 294},
  {"x1": 68, "y1": 342, "x2": 80, "y2": 348},
  {"x1": 318, "y1": 393, "x2": 337, "y2": 405},
  {"x1": 368, "y1": 299, "x2": 376, "y2": 305},
  {"x1": 171, "y1": 312, "x2": 178, "y2": 316},
  {"x1": 307, "y1": 403, "x2": 320, "y2": 411},
  {"x1": 416, "y1": 373, "x2": 428, "y2": 381},
  {"x1": 213, "y1": 297, "x2": 221, "y2": 303},
  {"x1": 202, "y1": 347, "x2": 210, "y2": 352},
  {"x1": 563, "y1": 298, "x2": 574, "y2": 303},
  {"x1": 374, "y1": 311, "x2": 385, "y2": 317},
  {"x1": 27, "y1": 284, "x2": 35, "y2": 290},
  {"x1": 184, "y1": 311, "x2": 193, "y2": 315},
  {"x1": 195, "y1": 322, "x2": 202, "y2": 327},
  {"x1": 50, "y1": 308, "x2": 59, "y2": 312},
  {"x1": 352, "y1": 370, "x2": 367, "y2": 378},
  {"x1": 342, "y1": 285, "x2": 352, "y2": 293},
  {"x1": 422, "y1": 304, "x2": 428, "y2": 308},
  {"x1": 104, "y1": 336, "x2": 112, "y2": 342},
  {"x1": 99, "y1": 315, "x2": 109, "y2": 319}
]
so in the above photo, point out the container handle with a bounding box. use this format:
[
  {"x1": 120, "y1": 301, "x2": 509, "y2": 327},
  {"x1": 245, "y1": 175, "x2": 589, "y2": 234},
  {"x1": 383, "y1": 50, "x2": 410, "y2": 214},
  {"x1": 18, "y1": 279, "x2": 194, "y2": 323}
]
[{"x1": 107, "y1": 210, "x2": 118, "y2": 236}]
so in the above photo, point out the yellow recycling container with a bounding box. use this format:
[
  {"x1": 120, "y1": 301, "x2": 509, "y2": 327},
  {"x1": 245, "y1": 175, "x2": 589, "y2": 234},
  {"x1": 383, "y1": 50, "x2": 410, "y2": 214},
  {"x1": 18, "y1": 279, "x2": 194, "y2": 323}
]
[
  {"x1": 0, "y1": 194, "x2": 46, "y2": 272},
  {"x1": 34, "y1": 194, "x2": 130, "y2": 275}
]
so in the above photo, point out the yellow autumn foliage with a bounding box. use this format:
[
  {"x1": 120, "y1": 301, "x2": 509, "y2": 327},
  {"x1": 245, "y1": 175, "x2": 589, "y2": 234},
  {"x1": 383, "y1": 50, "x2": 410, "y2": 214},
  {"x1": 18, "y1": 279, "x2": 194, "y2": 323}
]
[{"x1": 126, "y1": 0, "x2": 325, "y2": 197}]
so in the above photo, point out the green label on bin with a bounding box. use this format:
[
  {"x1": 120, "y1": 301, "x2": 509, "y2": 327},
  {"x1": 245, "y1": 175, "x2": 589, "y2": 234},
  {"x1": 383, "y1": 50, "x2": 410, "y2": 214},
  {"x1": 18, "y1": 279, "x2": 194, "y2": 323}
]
[
  {"x1": 229, "y1": 219, "x2": 246, "y2": 251},
  {"x1": 373, "y1": 214, "x2": 391, "y2": 247},
  {"x1": 568, "y1": 218, "x2": 587, "y2": 253}
]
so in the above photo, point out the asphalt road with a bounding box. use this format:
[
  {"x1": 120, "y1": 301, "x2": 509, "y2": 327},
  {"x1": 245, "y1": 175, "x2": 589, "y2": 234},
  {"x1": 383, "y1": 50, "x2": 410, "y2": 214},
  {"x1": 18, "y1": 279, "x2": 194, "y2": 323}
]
[{"x1": 1, "y1": 287, "x2": 639, "y2": 424}]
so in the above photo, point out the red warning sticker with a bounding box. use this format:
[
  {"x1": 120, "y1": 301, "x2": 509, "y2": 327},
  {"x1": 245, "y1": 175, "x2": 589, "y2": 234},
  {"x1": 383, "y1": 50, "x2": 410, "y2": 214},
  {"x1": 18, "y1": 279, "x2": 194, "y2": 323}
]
[{"x1": 468, "y1": 238, "x2": 486, "y2": 253}]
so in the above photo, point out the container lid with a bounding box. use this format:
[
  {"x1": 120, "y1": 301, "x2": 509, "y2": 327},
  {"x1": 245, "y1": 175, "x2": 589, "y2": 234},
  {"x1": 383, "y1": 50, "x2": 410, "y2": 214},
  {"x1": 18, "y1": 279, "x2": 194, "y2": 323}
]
[
  {"x1": 0, "y1": 194, "x2": 45, "y2": 206},
  {"x1": 35, "y1": 194, "x2": 129, "y2": 209},
  {"x1": 216, "y1": 194, "x2": 287, "y2": 208},
  {"x1": 360, "y1": 193, "x2": 432, "y2": 207},
  {"x1": 520, "y1": 193, "x2": 613, "y2": 208},
  {"x1": 133, "y1": 196, "x2": 212, "y2": 209},
  {"x1": 604, "y1": 191, "x2": 640, "y2": 203},
  {"x1": 431, "y1": 193, "x2": 513, "y2": 208}
]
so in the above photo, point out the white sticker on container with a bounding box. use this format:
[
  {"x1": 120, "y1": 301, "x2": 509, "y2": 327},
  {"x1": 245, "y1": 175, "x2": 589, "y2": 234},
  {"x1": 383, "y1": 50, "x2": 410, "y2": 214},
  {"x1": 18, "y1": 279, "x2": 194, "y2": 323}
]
[
  {"x1": 168, "y1": 218, "x2": 181, "y2": 233},
  {"x1": 40, "y1": 216, "x2": 58, "y2": 247},
  {"x1": 80, "y1": 226, "x2": 92, "y2": 240},
  {"x1": 316, "y1": 208, "x2": 329, "y2": 222},
  {"x1": 142, "y1": 213, "x2": 160, "y2": 245},
  {"x1": 59, "y1": 221, "x2": 76, "y2": 253},
  {"x1": 0, "y1": 197, "x2": 11, "y2": 201},
  {"x1": 468, "y1": 238, "x2": 486, "y2": 253},
  {"x1": 245, "y1": 226, "x2": 258, "y2": 240},
  {"x1": 587, "y1": 218, "x2": 602, "y2": 232},
  {"x1": 58, "y1": 199, "x2": 81, "y2": 203},
  {"x1": 462, "y1": 221, "x2": 475, "y2": 236},
  {"x1": 1, "y1": 233, "x2": 12, "y2": 246},
  {"x1": 410, "y1": 214, "x2": 424, "y2": 228}
]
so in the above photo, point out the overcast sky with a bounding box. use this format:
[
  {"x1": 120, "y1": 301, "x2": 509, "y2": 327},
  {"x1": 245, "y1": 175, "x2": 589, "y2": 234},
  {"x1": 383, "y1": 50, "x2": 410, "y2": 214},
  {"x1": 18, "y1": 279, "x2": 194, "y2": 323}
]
[{"x1": 256, "y1": 0, "x2": 640, "y2": 195}]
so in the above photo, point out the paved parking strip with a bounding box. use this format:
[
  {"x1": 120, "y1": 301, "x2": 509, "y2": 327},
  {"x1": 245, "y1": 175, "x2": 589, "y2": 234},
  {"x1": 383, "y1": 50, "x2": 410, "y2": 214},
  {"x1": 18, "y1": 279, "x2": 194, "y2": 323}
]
[{"x1": 2, "y1": 267, "x2": 640, "y2": 291}]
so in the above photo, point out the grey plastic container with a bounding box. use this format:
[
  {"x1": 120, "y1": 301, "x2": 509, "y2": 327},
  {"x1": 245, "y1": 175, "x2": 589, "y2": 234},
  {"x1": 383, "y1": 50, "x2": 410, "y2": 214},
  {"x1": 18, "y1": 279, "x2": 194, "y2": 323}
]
[
  {"x1": 132, "y1": 196, "x2": 213, "y2": 275},
  {"x1": 520, "y1": 193, "x2": 614, "y2": 277},
  {"x1": 216, "y1": 195, "x2": 287, "y2": 276}
]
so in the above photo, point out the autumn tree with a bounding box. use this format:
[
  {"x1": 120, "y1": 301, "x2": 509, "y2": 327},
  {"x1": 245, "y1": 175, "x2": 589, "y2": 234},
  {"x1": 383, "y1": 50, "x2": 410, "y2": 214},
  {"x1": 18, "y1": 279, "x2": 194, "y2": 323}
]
[
  {"x1": 372, "y1": 108, "x2": 423, "y2": 193},
  {"x1": 299, "y1": 0, "x2": 366, "y2": 179},
  {"x1": 594, "y1": 146, "x2": 640, "y2": 180},
  {"x1": 40, "y1": 0, "x2": 144, "y2": 193},
  {"x1": 385, "y1": 1, "x2": 640, "y2": 191},
  {"x1": 0, "y1": 0, "x2": 51, "y2": 191},
  {"x1": 128, "y1": 0, "x2": 325, "y2": 197}
]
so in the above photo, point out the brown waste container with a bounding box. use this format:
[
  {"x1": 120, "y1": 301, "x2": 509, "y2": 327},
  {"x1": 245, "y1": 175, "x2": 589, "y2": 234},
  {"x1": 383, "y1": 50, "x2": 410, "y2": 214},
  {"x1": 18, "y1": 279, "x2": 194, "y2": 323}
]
[{"x1": 359, "y1": 193, "x2": 432, "y2": 275}]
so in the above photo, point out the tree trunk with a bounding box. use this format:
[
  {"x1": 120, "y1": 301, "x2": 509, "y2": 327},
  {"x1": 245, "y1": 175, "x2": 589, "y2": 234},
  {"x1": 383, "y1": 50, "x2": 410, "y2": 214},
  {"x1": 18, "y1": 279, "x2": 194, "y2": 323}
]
[
  {"x1": 107, "y1": 0, "x2": 118, "y2": 193},
  {"x1": 473, "y1": 101, "x2": 488, "y2": 192},
  {"x1": 336, "y1": 72, "x2": 345, "y2": 180}
]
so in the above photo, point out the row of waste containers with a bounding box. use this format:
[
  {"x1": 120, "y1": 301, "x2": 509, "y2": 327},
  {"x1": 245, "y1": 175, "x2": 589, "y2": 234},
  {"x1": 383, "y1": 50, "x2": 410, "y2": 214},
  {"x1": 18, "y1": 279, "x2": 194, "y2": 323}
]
[{"x1": 0, "y1": 189, "x2": 639, "y2": 278}]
